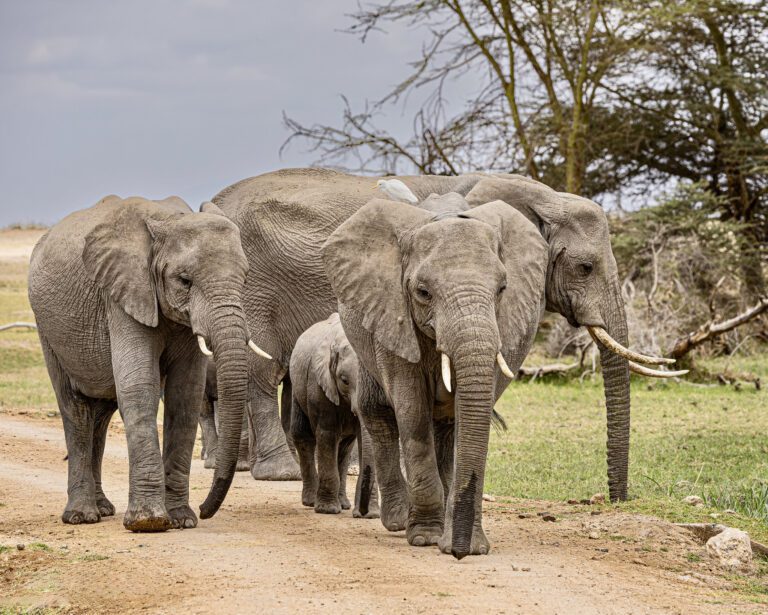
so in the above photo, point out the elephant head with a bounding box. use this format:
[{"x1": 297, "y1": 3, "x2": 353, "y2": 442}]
[
  {"x1": 314, "y1": 314, "x2": 359, "y2": 410},
  {"x1": 323, "y1": 196, "x2": 546, "y2": 559},
  {"x1": 465, "y1": 176, "x2": 680, "y2": 502},
  {"x1": 82, "y1": 197, "x2": 263, "y2": 517}
]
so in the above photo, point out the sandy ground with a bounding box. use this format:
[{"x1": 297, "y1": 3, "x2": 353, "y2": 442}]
[
  {"x1": 0, "y1": 229, "x2": 46, "y2": 262},
  {"x1": 0, "y1": 413, "x2": 759, "y2": 615}
]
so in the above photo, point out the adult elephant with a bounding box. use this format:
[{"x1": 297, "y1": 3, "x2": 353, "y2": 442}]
[
  {"x1": 205, "y1": 168, "x2": 677, "y2": 517},
  {"x1": 28, "y1": 195, "x2": 259, "y2": 530},
  {"x1": 322, "y1": 192, "x2": 547, "y2": 558}
]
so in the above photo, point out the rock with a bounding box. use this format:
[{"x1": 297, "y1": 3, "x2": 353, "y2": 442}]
[
  {"x1": 579, "y1": 499, "x2": 592, "y2": 505},
  {"x1": 482, "y1": 494, "x2": 496, "y2": 502},
  {"x1": 590, "y1": 510, "x2": 602, "y2": 516},
  {"x1": 589, "y1": 493, "x2": 606, "y2": 505},
  {"x1": 682, "y1": 495, "x2": 704, "y2": 506},
  {"x1": 16, "y1": 543, "x2": 25, "y2": 551},
  {"x1": 542, "y1": 514, "x2": 556, "y2": 522},
  {"x1": 567, "y1": 499, "x2": 580, "y2": 505},
  {"x1": 347, "y1": 464, "x2": 360, "y2": 476},
  {"x1": 706, "y1": 527, "x2": 754, "y2": 572},
  {"x1": 724, "y1": 509, "x2": 737, "y2": 515},
  {"x1": 518, "y1": 513, "x2": 533, "y2": 519},
  {"x1": 588, "y1": 531, "x2": 600, "y2": 540}
]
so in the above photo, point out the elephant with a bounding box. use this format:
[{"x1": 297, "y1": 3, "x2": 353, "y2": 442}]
[
  {"x1": 322, "y1": 191, "x2": 547, "y2": 558},
  {"x1": 28, "y1": 195, "x2": 260, "y2": 531},
  {"x1": 289, "y1": 313, "x2": 379, "y2": 518},
  {"x1": 197, "y1": 359, "x2": 250, "y2": 471},
  {"x1": 205, "y1": 168, "x2": 675, "y2": 519}
]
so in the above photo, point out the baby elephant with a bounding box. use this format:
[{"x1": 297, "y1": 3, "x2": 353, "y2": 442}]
[{"x1": 290, "y1": 314, "x2": 379, "y2": 517}]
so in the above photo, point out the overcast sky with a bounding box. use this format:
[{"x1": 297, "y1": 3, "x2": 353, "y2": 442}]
[{"x1": 0, "y1": 0, "x2": 451, "y2": 226}]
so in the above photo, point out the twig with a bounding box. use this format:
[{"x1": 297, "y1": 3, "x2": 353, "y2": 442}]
[{"x1": 0, "y1": 322, "x2": 37, "y2": 332}]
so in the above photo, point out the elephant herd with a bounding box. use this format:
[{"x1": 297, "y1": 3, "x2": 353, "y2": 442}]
[{"x1": 27, "y1": 168, "x2": 682, "y2": 559}]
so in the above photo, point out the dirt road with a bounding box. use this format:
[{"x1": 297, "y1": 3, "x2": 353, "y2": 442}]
[{"x1": 0, "y1": 413, "x2": 758, "y2": 614}]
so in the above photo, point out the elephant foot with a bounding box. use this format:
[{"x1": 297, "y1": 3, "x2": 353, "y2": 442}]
[
  {"x1": 203, "y1": 455, "x2": 217, "y2": 470},
  {"x1": 123, "y1": 501, "x2": 172, "y2": 532},
  {"x1": 407, "y1": 522, "x2": 443, "y2": 547},
  {"x1": 168, "y1": 504, "x2": 198, "y2": 529},
  {"x1": 438, "y1": 525, "x2": 490, "y2": 558},
  {"x1": 353, "y1": 501, "x2": 381, "y2": 519},
  {"x1": 314, "y1": 499, "x2": 342, "y2": 514},
  {"x1": 339, "y1": 494, "x2": 351, "y2": 510},
  {"x1": 96, "y1": 496, "x2": 116, "y2": 517},
  {"x1": 379, "y1": 498, "x2": 408, "y2": 532},
  {"x1": 236, "y1": 458, "x2": 250, "y2": 472},
  {"x1": 62, "y1": 501, "x2": 100, "y2": 525},
  {"x1": 250, "y1": 449, "x2": 301, "y2": 481}
]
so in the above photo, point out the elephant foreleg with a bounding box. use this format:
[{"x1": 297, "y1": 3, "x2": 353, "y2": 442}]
[
  {"x1": 92, "y1": 402, "x2": 118, "y2": 517},
  {"x1": 290, "y1": 396, "x2": 318, "y2": 507},
  {"x1": 199, "y1": 395, "x2": 217, "y2": 468},
  {"x1": 356, "y1": 367, "x2": 408, "y2": 532},
  {"x1": 337, "y1": 435, "x2": 355, "y2": 510},
  {"x1": 246, "y1": 359, "x2": 301, "y2": 480},
  {"x1": 162, "y1": 339, "x2": 207, "y2": 529},
  {"x1": 314, "y1": 428, "x2": 342, "y2": 514}
]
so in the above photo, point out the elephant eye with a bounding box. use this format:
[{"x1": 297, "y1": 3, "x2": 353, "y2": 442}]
[
  {"x1": 179, "y1": 273, "x2": 192, "y2": 288},
  {"x1": 416, "y1": 284, "x2": 432, "y2": 302},
  {"x1": 498, "y1": 283, "x2": 507, "y2": 296},
  {"x1": 340, "y1": 374, "x2": 349, "y2": 385},
  {"x1": 578, "y1": 262, "x2": 594, "y2": 277}
]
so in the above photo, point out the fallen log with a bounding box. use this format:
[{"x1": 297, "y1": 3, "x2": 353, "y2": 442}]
[
  {"x1": 669, "y1": 297, "x2": 768, "y2": 359},
  {"x1": 0, "y1": 321, "x2": 37, "y2": 332},
  {"x1": 518, "y1": 362, "x2": 579, "y2": 379}
]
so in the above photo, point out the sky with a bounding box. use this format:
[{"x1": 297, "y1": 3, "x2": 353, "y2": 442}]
[{"x1": 0, "y1": 0, "x2": 449, "y2": 226}]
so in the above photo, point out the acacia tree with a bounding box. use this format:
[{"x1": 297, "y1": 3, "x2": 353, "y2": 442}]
[
  {"x1": 284, "y1": 0, "x2": 644, "y2": 196},
  {"x1": 604, "y1": 0, "x2": 768, "y2": 297}
]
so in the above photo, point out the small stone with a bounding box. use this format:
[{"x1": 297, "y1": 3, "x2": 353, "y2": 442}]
[
  {"x1": 536, "y1": 511, "x2": 550, "y2": 517},
  {"x1": 567, "y1": 499, "x2": 579, "y2": 505},
  {"x1": 682, "y1": 495, "x2": 704, "y2": 506},
  {"x1": 542, "y1": 514, "x2": 556, "y2": 522},
  {"x1": 579, "y1": 499, "x2": 591, "y2": 505},
  {"x1": 706, "y1": 528, "x2": 754, "y2": 572},
  {"x1": 518, "y1": 513, "x2": 533, "y2": 519},
  {"x1": 482, "y1": 494, "x2": 496, "y2": 502},
  {"x1": 16, "y1": 543, "x2": 25, "y2": 551},
  {"x1": 632, "y1": 559, "x2": 647, "y2": 566},
  {"x1": 590, "y1": 510, "x2": 602, "y2": 516},
  {"x1": 588, "y1": 531, "x2": 600, "y2": 540},
  {"x1": 589, "y1": 493, "x2": 606, "y2": 505},
  {"x1": 521, "y1": 567, "x2": 531, "y2": 572},
  {"x1": 724, "y1": 509, "x2": 737, "y2": 515}
]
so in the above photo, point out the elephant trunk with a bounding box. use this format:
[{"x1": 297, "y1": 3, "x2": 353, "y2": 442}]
[
  {"x1": 199, "y1": 300, "x2": 249, "y2": 519},
  {"x1": 441, "y1": 305, "x2": 498, "y2": 560},
  {"x1": 598, "y1": 283, "x2": 631, "y2": 502}
]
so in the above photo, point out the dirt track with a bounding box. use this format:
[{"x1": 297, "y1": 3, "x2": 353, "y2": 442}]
[{"x1": 0, "y1": 413, "x2": 758, "y2": 614}]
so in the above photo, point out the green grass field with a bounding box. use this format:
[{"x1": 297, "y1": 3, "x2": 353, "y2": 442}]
[{"x1": 2, "y1": 239, "x2": 766, "y2": 543}]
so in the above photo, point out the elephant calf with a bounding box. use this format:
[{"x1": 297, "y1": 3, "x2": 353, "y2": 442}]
[{"x1": 289, "y1": 314, "x2": 379, "y2": 517}]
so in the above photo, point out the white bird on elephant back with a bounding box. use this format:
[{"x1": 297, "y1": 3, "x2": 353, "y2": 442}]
[{"x1": 376, "y1": 178, "x2": 418, "y2": 204}]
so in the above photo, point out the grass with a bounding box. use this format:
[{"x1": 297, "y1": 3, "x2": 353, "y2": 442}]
[{"x1": 1, "y1": 229, "x2": 767, "y2": 547}]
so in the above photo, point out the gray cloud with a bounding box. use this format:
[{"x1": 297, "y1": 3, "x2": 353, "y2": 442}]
[{"x1": 0, "y1": 0, "x2": 444, "y2": 225}]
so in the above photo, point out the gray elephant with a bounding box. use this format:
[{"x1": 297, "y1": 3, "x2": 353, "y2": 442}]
[
  {"x1": 28, "y1": 195, "x2": 260, "y2": 530},
  {"x1": 204, "y1": 169, "x2": 675, "y2": 519},
  {"x1": 289, "y1": 313, "x2": 379, "y2": 518},
  {"x1": 322, "y1": 192, "x2": 547, "y2": 558},
  {"x1": 198, "y1": 359, "x2": 252, "y2": 472}
]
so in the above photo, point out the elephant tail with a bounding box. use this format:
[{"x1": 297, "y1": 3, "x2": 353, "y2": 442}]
[{"x1": 491, "y1": 408, "x2": 507, "y2": 432}]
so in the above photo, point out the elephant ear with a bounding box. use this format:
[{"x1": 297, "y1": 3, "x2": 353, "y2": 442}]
[
  {"x1": 462, "y1": 201, "x2": 548, "y2": 366},
  {"x1": 315, "y1": 338, "x2": 341, "y2": 405},
  {"x1": 322, "y1": 199, "x2": 432, "y2": 363},
  {"x1": 465, "y1": 176, "x2": 565, "y2": 240},
  {"x1": 82, "y1": 206, "x2": 158, "y2": 327}
]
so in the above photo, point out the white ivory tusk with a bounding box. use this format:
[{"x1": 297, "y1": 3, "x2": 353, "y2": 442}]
[
  {"x1": 248, "y1": 339, "x2": 273, "y2": 360},
  {"x1": 628, "y1": 361, "x2": 689, "y2": 378},
  {"x1": 441, "y1": 353, "x2": 452, "y2": 393},
  {"x1": 197, "y1": 335, "x2": 213, "y2": 357},
  {"x1": 497, "y1": 352, "x2": 516, "y2": 379},
  {"x1": 587, "y1": 326, "x2": 676, "y2": 366}
]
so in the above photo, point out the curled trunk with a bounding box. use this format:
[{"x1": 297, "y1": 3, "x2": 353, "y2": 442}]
[
  {"x1": 199, "y1": 304, "x2": 249, "y2": 518},
  {"x1": 598, "y1": 286, "x2": 631, "y2": 502}
]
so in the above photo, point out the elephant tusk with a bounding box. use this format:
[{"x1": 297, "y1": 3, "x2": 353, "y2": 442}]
[
  {"x1": 497, "y1": 352, "x2": 516, "y2": 380},
  {"x1": 441, "y1": 353, "x2": 452, "y2": 393},
  {"x1": 197, "y1": 335, "x2": 213, "y2": 357},
  {"x1": 629, "y1": 361, "x2": 689, "y2": 379},
  {"x1": 248, "y1": 339, "x2": 273, "y2": 360},
  {"x1": 587, "y1": 326, "x2": 675, "y2": 366}
]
